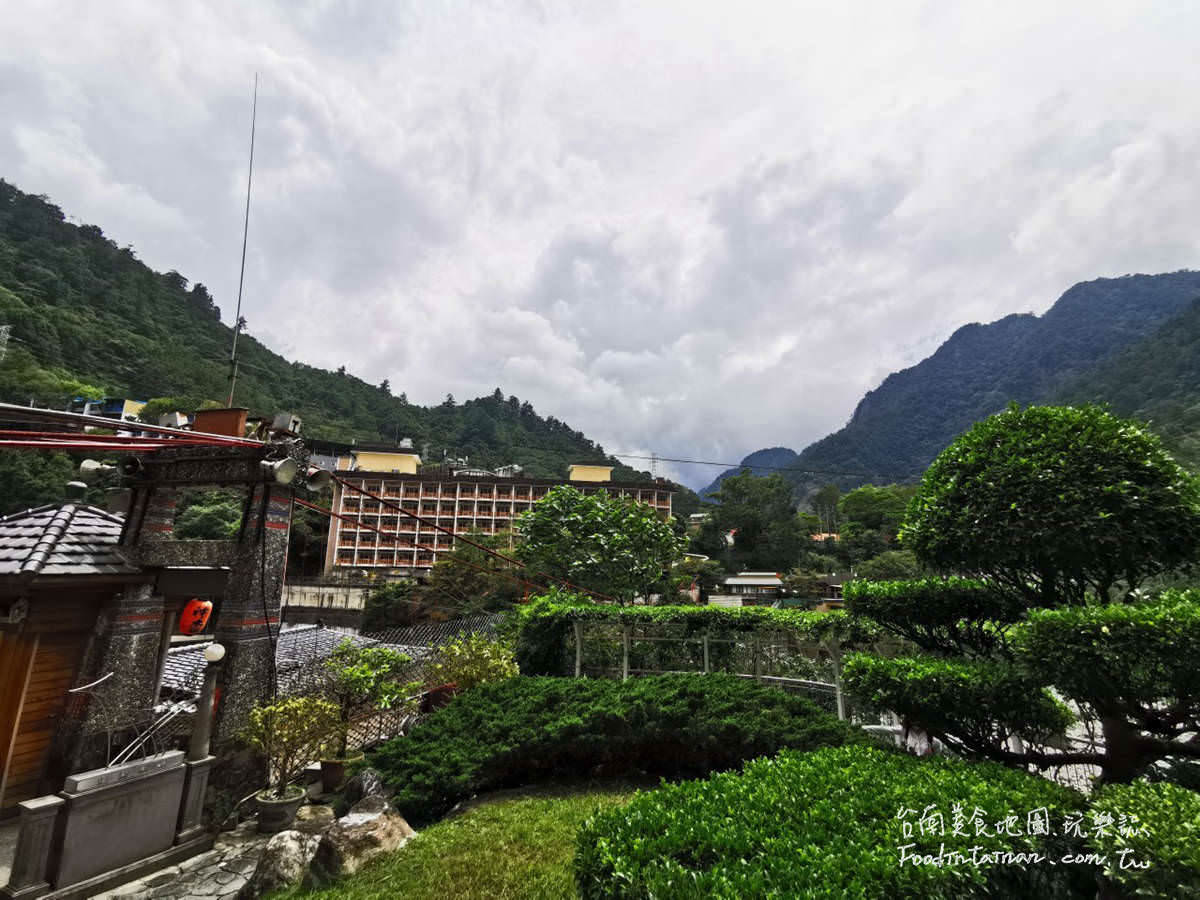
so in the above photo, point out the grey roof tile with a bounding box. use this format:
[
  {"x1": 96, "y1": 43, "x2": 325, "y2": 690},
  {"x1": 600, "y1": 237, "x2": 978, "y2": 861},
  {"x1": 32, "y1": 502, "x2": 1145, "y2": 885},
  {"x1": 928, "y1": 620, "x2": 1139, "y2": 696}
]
[{"x1": 0, "y1": 503, "x2": 139, "y2": 577}]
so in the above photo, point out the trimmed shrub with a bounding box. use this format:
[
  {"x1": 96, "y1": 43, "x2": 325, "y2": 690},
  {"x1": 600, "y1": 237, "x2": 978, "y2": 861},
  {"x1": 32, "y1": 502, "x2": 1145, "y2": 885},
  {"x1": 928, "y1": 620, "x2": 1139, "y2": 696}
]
[
  {"x1": 843, "y1": 653, "x2": 1074, "y2": 753},
  {"x1": 1087, "y1": 780, "x2": 1200, "y2": 898},
  {"x1": 576, "y1": 745, "x2": 1092, "y2": 899},
  {"x1": 844, "y1": 577, "x2": 1023, "y2": 655},
  {"x1": 1015, "y1": 591, "x2": 1200, "y2": 718},
  {"x1": 369, "y1": 674, "x2": 867, "y2": 825}
]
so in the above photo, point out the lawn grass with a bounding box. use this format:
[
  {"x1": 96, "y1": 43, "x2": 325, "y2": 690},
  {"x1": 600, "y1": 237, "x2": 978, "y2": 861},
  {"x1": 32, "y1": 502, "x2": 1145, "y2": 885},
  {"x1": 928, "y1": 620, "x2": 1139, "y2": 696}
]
[{"x1": 273, "y1": 781, "x2": 642, "y2": 900}]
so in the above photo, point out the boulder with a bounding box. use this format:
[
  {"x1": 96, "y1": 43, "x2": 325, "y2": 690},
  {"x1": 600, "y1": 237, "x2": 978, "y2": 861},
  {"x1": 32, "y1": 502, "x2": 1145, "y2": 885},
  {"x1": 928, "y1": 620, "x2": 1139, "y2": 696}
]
[
  {"x1": 238, "y1": 830, "x2": 321, "y2": 898},
  {"x1": 305, "y1": 795, "x2": 416, "y2": 885},
  {"x1": 293, "y1": 804, "x2": 336, "y2": 835},
  {"x1": 342, "y1": 767, "x2": 388, "y2": 805}
]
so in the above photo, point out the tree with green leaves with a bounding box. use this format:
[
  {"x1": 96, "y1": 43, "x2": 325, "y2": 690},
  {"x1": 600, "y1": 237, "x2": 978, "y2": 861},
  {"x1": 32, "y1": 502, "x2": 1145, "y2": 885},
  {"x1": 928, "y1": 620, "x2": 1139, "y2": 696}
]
[
  {"x1": 322, "y1": 639, "x2": 418, "y2": 759},
  {"x1": 417, "y1": 530, "x2": 524, "y2": 614},
  {"x1": 843, "y1": 405, "x2": 1200, "y2": 783},
  {"x1": 517, "y1": 485, "x2": 685, "y2": 604},
  {"x1": 810, "y1": 483, "x2": 841, "y2": 534},
  {"x1": 692, "y1": 470, "x2": 801, "y2": 572}
]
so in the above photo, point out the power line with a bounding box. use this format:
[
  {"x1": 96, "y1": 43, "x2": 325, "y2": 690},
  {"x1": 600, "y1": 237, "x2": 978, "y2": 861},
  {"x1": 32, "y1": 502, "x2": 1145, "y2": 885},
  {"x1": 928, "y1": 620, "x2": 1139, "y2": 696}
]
[{"x1": 608, "y1": 453, "x2": 876, "y2": 478}]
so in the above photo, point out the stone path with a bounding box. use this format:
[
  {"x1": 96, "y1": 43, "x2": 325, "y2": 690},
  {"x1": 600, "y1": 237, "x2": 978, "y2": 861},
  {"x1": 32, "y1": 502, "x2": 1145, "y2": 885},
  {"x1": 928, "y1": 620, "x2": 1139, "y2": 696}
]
[{"x1": 94, "y1": 821, "x2": 269, "y2": 900}]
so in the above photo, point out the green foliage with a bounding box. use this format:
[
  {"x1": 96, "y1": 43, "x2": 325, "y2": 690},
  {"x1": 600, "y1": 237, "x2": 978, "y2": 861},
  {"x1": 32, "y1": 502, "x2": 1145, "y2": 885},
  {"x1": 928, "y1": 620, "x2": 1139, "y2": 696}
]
[
  {"x1": 172, "y1": 489, "x2": 243, "y2": 540},
  {"x1": 855, "y1": 548, "x2": 921, "y2": 580},
  {"x1": 423, "y1": 633, "x2": 519, "y2": 692},
  {"x1": 512, "y1": 592, "x2": 880, "y2": 676},
  {"x1": 416, "y1": 530, "x2": 523, "y2": 615},
  {"x1": 1056, "y1": 296, "x2": 1200, "y2": 471},
  {"x1": 1015, "y1": 592, "x2": 1200, "y2": 734},
  {"x1": 902, "y1": 404, "x2": 1200, "y2": 605},
  {"x1": 361, "y1": 580, "x2": 420, "y2": 631},
  {"x1": 693, "y1": 470, "x2": 803, "y2": 571},
  {"x1": 1087, "y1": 780, "x2": 1200, "y2": 898},
  {"x1": 839, "y1": 483, "x2": 918, "y2": 534},
  {"x1": 575, "y1": 745, "x2": 1090, "y2": 899},
  {"x1": 368, "y1": 674, "x2": 865, "y2": 826},
  {"x1": 811, "y1": 482, "x2": 841, "y2": 533},
  {"x1": 843, "y1": 654, "x2": 1074, "y2": 754},
  {"x1": 272, "y1": 785, "x2": 639, "y2": 900},
  {"x1": 323, "y1": 640, "x2": 418, "y2": 758},
  {"x1": 517, "y1": 486, "x2": 685, "y2": 603},
  {"x1": 844, "y1": 577, "x2": 1023, "y2": 656},
  {"x1": 242, "y1": 695, "x2": 339, "y2": 798},
  {"x1": 0, "y1": 448, "x2": 105, "y2": 513}
]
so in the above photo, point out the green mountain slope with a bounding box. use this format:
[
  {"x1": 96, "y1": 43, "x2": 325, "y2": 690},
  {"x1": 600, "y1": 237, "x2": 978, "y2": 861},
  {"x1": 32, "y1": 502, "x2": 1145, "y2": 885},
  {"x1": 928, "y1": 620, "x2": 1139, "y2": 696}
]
[
  {"x1": 0, "y1": 178, "x2": 688, "y2": 498},
  {"x1": 1053, "y1": 297, "x2": 1200, "y2": 469},
  {"x1": 709, "y1": 271, "x2": 1200, "y2": 497}
]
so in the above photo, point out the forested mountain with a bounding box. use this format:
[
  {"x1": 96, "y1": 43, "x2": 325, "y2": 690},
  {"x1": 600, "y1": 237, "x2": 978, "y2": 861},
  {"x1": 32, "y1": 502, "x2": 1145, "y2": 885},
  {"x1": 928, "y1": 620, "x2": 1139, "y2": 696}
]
[
  {"x1": 1053, "y1": 297, "x2": 1200, "y2": 468},
  {"x1": 0, "y1": 179, "x2": 697, "y2": 513},
  {"x1": 709, "y1": 271, "x2": 1200, "y2": 498},
  {"x1": 698, "y1": 446, "x2": 798, "y2": 498}
]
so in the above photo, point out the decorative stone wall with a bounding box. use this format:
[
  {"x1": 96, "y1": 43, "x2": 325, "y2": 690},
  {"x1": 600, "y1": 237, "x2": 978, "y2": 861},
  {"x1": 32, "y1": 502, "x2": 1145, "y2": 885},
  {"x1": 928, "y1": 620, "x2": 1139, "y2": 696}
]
[{"x1": 212, "y1": 483, "x2": 292, "y2": 741}]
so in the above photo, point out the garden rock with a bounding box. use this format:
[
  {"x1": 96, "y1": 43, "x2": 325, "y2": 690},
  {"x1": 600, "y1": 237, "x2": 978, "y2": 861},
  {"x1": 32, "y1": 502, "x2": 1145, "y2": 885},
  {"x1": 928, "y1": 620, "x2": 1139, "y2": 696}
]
[
  {"x1": 238, "y1": 830, "x2": 321, "y2": 898},
  {"x1": 305, "y1": 795, "x2": 416, "y2": 885},
  {"x1": 293, "y1": 804, "x2": 336, "y2": 835},
  {"x1": 342, "y1": 767, "x2": 388, "y2": 805}
]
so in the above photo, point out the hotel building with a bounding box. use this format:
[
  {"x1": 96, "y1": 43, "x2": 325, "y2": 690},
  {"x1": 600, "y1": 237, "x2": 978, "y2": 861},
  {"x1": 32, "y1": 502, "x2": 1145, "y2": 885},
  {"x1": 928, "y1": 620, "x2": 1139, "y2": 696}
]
[{"x1": 322, "y1": 450, "x2": 674, "y2": 576}]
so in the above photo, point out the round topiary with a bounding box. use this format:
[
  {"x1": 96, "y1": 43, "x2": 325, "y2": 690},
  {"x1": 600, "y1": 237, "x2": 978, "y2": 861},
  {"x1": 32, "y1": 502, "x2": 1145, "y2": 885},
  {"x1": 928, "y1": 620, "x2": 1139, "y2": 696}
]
[{"x1": 901, "y1": 404, "x2": 1200, "y2": 606}]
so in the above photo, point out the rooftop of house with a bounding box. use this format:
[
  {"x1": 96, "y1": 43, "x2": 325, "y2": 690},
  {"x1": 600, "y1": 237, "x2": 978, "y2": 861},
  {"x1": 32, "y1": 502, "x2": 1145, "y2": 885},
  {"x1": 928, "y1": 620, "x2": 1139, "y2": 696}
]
[
  {"x1": 723, "y1": 573, "x2": 783, "y2": 587},
  {"x1": 0, "y1": 503, "x2": 139, "y2": 578}
]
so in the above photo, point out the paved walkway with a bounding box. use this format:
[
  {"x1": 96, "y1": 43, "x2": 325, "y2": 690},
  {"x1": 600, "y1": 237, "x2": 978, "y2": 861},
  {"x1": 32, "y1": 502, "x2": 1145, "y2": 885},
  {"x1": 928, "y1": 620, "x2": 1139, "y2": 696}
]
[{"x1": 94, "y1": 821, "x2": 269, "y2": 900}]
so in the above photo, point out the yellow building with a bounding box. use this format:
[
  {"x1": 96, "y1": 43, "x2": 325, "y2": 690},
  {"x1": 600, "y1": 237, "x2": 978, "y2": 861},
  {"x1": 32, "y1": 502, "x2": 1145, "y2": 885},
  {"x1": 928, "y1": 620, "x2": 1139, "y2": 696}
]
[
  {"x1": 566, "y1": 464, "x2": 614, "y2": 483},
  {"x1": 336, "y1": 450, "x2": 422, "y2": 474}
]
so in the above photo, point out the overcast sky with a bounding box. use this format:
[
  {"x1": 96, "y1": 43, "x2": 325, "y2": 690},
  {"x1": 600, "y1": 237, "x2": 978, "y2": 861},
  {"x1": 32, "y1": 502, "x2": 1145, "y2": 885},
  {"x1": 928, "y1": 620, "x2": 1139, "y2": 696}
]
[{"x1": 4, "y1": 1, "x2": 1200, "y2": 487}]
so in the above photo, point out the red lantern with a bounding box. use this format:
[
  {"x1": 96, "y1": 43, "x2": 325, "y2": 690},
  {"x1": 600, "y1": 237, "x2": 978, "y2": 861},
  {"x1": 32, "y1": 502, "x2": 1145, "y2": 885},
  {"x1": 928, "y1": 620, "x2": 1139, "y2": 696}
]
[{"x1": 179, "y1": 598, "x2": 213, "y2": 635}]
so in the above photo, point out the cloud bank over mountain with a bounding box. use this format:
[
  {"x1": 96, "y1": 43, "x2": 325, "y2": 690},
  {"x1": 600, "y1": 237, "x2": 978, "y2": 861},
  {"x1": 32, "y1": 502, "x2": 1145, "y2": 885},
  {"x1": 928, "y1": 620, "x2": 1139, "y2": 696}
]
[{"x1": 3, "y1": 1, "x2": 1199, "y2": 486}]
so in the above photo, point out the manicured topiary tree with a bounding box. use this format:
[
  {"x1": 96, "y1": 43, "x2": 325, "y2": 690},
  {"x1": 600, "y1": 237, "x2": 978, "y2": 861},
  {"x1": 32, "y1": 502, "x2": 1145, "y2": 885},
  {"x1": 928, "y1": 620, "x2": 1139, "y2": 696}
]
[{"x1": 843, "y1": 405, "x2": 1200, "y2": 784}]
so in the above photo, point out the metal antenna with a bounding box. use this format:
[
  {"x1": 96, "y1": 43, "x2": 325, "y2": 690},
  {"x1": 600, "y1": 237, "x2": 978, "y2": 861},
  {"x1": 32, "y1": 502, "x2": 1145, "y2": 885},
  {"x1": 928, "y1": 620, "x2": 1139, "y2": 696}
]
[{"x1": 227, "y1": 72, "x2": 258, "y2": 407}]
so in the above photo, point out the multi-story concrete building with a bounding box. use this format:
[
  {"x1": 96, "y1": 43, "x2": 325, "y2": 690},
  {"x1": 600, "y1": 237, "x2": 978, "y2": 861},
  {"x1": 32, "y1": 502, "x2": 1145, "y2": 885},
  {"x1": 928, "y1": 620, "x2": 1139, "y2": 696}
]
[{"x1": 322, "y1": 451, "x2": 674, "y2": 576}]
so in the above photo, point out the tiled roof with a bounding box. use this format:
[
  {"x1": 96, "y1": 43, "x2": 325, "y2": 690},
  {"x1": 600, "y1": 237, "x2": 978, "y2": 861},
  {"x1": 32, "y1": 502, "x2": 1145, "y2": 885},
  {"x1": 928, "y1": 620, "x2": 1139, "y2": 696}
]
[
  {"x1": 0, "y1": 503, "x2": 139, "y2": 577},
  {"x1": 159, "y1": 625, "x2": 434, "y2": 700}
]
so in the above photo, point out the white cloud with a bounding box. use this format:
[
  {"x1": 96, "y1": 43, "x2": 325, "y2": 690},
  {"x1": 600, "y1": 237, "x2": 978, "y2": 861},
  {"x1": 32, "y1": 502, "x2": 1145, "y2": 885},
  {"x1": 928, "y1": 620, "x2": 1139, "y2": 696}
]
[{"x1": 3, "y1": 0, "x2": 1200, "y2": 487}]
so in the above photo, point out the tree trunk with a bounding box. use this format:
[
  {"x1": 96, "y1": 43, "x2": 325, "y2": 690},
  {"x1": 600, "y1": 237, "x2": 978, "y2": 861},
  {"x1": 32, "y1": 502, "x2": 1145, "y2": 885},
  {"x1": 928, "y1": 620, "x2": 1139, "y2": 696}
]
[{"x1": 1100, "y1": 715, "x2": 1142, "y2": 784}]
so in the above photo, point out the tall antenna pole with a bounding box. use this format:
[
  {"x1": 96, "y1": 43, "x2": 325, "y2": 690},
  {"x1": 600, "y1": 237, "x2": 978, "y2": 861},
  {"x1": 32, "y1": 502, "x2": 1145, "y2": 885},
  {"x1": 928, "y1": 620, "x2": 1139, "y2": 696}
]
[{"x1": 227, "y1": 72, "x2": 258, "y2": 407}]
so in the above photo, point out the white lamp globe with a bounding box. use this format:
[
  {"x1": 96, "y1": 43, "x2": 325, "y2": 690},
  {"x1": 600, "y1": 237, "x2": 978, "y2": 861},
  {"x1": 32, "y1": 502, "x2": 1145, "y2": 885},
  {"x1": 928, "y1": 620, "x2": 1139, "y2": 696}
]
[{"x1": 202, "y1": 642, "x2": 226, "y2": 663}]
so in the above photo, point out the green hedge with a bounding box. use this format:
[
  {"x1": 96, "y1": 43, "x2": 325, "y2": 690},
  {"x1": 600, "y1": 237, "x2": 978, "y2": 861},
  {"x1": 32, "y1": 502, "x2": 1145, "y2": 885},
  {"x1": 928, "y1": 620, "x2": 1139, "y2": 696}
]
[
  {"x1": 1087, "y1": 780, "x2": 1200, "y2": 898},
  {"x1": 843, "y1": 653, "x2": 1074, "y2": 752},
  {"x1": 575, "y1": 745, "x2": 1092, "y2": 899},
  {"x1": 1015, "y1": 591, "x2": 1200, "y2": 718},
  {"x1": 368, "y1": 674, "x2": 867, "y2": 825},
  {"x1": 514, "y1": 592, "x2": 883, "y2": 676},
  {"x1": 844, "y1": 577, "x2": 1023, "y2": 655}
]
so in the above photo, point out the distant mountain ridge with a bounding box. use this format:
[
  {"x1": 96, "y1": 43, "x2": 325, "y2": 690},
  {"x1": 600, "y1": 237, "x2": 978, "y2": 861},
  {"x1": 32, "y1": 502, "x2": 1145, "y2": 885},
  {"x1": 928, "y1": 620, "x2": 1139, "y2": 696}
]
[{"x1": 705, "y1": 270, "x2": 1200, "y2": 497}]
